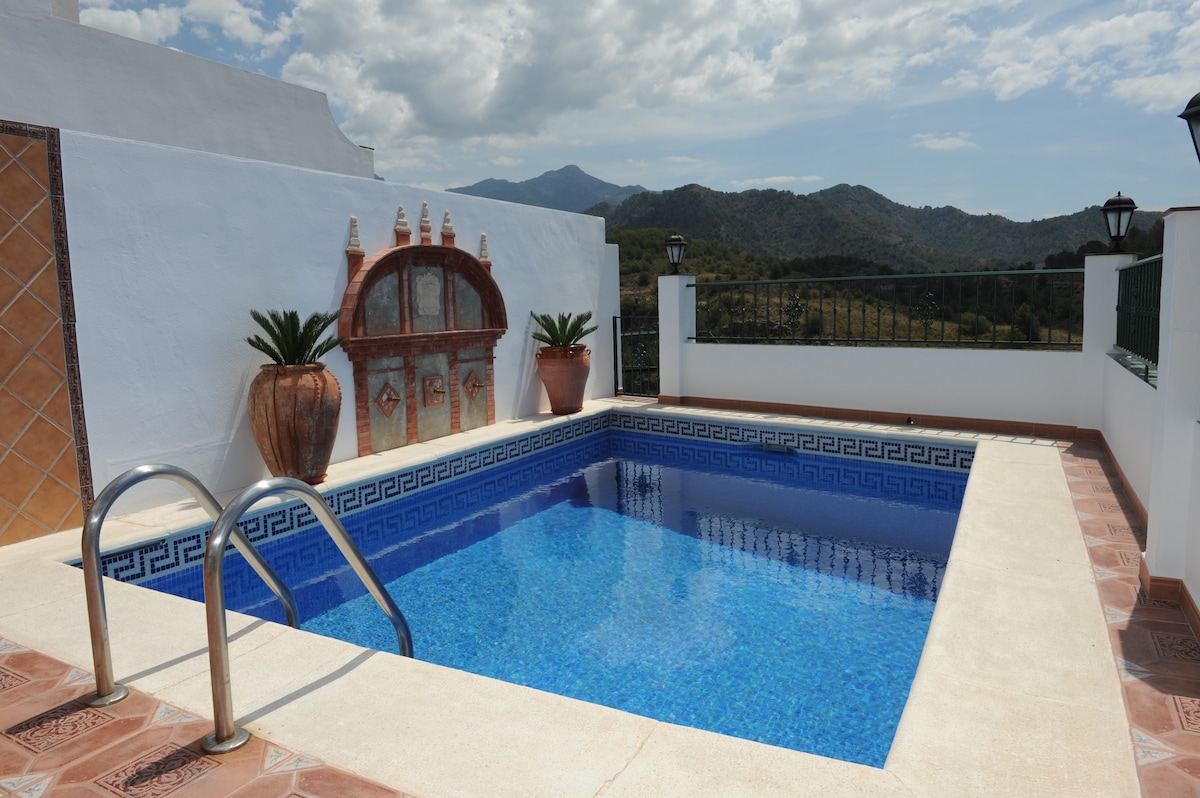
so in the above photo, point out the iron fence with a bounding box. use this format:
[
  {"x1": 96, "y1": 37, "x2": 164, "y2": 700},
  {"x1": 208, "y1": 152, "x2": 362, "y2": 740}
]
[
  {"x1": 613, "y1": 315, "x2": 659, "y2": 396},
  {"x1": 1115, "y1": 254, "x2": 1162, "y2": 376},
  {"x1": 691, "y1": 269, "x2": 1085, "y2": 349}
]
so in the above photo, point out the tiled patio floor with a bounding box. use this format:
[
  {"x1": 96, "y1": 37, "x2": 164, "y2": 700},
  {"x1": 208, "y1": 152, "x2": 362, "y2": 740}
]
[
  {"x1": 1059, "y1": 440, "x2": 1200, "y2": 797},
  {"x1": 0, "y1": 638, "x2": 412, "y2": 797},
  {"x1": 0, "y1": 435, "x2": 1196, "y2": 796}
]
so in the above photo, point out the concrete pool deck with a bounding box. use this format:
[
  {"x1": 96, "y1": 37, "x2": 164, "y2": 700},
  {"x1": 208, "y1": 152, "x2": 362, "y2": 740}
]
[{"x1": 0, "y1": 402, "x2": 1141, "y2": 796}]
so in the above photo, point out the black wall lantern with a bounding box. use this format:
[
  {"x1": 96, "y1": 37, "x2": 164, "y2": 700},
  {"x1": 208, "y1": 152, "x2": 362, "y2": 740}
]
[
  {"x1": 1101, "y1": 192, "x2": 1137, "y2": 252},
  {"x1": 665, "y1": 234, "x2": 688, "y2": 275},
  {"x1": 1180, "y1": 92, "x2": 1200, "y2": 167}
]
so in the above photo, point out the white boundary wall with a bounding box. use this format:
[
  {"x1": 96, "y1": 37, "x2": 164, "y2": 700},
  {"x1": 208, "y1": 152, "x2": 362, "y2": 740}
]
[
  {"x1": 1101, "y1": 357, "x2": 1156, "y2": 507},
  {"x1": 659, "y1": 251, "x2": 1133, "y2": 431},
  {"x1": 1146, "y1": 209, "x2": 1200, "y2": 594},
  {"x1": 1, "y1": 0, "x2": 374, "y2": 178},
  {"x1": 60, "y1": 131, "x2": 618, "y2": 514}
]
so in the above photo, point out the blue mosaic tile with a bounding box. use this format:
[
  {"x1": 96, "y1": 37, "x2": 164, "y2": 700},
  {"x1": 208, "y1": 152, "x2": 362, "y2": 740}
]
[{"x1": 95, "y1": 410, "x2": 972, "y2": 586}]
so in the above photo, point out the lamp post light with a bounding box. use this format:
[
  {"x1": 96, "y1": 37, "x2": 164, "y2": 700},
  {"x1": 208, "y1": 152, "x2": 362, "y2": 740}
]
[
  {"x1": 665, "y1": 234, "x2": 687, "y2": 275},
  {"x1": 1101, "y1": 192, "x2": 1137, "y2": 252},
  {"x1": 1180, "y1": 92, "x2": 1200, "y2": 167}
]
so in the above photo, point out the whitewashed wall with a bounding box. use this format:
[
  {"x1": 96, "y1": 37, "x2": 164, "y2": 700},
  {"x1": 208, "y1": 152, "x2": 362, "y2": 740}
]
[
  {"x1": 0, "y1": 0, "x2": 373, "y2": 177},
  {"x1": 659, "y1": 255, "x2": 1122, "y2": 431},
  {"x1": 1146, "y1": 209, "x2": 1200, "y2": 599},
  {"x1": 60, "y1": 131, "x2": 617, "y2": 514},
  {"x1": 1100, "y1": 358, "x2": 1156, "y2": 508}
]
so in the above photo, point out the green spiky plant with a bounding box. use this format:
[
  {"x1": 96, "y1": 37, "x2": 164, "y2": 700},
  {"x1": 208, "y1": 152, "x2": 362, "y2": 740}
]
[
  {"x1": 246, "y1": 309, "x2": 344, "y2": 365},
  {"x1": 530, "y1": 311, "x2": 599, "y2": 348}
]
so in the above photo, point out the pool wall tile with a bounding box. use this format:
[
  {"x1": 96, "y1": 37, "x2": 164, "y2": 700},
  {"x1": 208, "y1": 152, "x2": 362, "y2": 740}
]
[{"x1": 94, "y1": 410, "x2": 974, "y2": 585}]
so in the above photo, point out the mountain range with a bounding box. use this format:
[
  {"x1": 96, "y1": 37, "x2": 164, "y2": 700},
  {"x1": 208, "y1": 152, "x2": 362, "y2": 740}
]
[
  {"x1": 448, "y1": 165, "x2": 646, "y2": 213},
  {"x1": 448, "y1": 166, "x2": 1161, "y2": 271}
]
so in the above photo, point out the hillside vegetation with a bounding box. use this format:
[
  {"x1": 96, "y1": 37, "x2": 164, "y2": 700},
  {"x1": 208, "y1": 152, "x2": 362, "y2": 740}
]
[{"x1": 595, "y1": 183, "x2": 1162, "y2": 276}]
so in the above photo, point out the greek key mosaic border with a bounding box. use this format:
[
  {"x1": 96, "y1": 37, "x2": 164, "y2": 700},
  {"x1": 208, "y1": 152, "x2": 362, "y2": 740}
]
[
  {"x1": 98, "y1": 410, "x2": 974, "y2": 584},
  {"x1": 99, "y1": 413, "x2": 611, "y2": 582},
  {"x1": 610, "y1": 414, "x2": 974, "y2": 472}
]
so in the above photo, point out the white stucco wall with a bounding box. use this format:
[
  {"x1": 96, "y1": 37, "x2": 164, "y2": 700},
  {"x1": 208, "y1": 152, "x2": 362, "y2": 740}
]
[
  {"x1": 659, "y1": 273, "x2": 1105, "y2": 430},
  {"x1": 1146, "y1": 210, "x2": 1200, "y2": 593},
  {"x1": 0, "y1": 0, "x2": 373, "y2": 178},
  {"x1": 1099, "y1": 358, "x2": 1155, "y2": 508},
  {"x1": 681, "y1": 344, "x2": 1091, "y2": 425},
  {"x1": 59, "y1": 131, "x2": 617, "y2": 514}
]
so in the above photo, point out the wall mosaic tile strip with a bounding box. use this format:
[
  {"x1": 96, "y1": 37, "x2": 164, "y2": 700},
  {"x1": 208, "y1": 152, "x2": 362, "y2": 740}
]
[
  {"x1": 609, "y1": 413, "x2": 974, "y2": 471},
  {"x1": 96, "y1": 410, "x2": 974, "y2": 586}
]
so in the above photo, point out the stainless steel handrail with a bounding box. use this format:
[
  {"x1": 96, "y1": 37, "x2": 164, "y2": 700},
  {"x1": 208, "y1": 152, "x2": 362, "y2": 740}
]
[
  {"x1": 202, "y1": 476, "x2": 413, "y2": 753},
  {"x1": 81, "y1": 464, "x2": 300, "y2": 708}
]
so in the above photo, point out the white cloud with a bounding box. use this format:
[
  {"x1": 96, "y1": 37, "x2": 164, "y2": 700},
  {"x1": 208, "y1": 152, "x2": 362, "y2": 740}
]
[
  {"x1": 911, "y1": 132, "x2": 976, "y2": 150},
  {"x1": 730, "y1": 175, "x2": 808, "y2": 188},
  {"x1": 77, "y1": 0, "x2": 1200, "y2": 189},
  {"x1": 182, "y1": 0, "x2": 267, "y2": 45},
  {"x1": 81, "y1": 4, "x2": 183, "y2": 43}
]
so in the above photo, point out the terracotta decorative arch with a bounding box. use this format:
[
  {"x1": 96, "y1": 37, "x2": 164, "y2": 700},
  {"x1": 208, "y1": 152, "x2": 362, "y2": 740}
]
[{"x1": 338, "y1": 205, "x2": 507, "y2": 455}]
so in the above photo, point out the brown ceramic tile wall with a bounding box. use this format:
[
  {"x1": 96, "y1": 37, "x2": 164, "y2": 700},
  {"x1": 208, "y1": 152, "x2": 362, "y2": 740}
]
[{"x1": 0, "y1": 121, "x2": 89, "y2": 546}]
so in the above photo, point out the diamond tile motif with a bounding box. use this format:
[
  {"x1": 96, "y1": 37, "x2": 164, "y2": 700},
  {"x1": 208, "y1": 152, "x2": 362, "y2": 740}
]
[
  {"x1": 462, "y1": 369, "x2": 482, "y2": 400},
  {"x1": 0, "y1": 643, "x2": 410, "y2": 797},
  {"x1": 0, "y1": 664, "x2": 28, "y2": 691},
  {"x1": 0, "y1": 773, "x2": 52, "y2": 798},
  {"x1": 3, "y1": 701, "x2": 114, "y2": 753},
  {"x1": 374, "y1": 382, "x2": 402, "y2": 419},
  {"x1": 423, "y1": 375, "x2": 445, "y2": 407},
  {"x1": 1117, "y1": 550, "x2": 1142, "y2": 567},
  {"x1": 1174, "y1": 696, "x2": 1200, "y2": 733},
  {"x1": 1137, "y1": 589, "x2": 1179, "y2": 609},
  {"x1": 94, "y1": 744, "x2": 219, "y2": 798},
  {"x1": 1152, "y1": 632, "x2": 1200, "y2": 663}
]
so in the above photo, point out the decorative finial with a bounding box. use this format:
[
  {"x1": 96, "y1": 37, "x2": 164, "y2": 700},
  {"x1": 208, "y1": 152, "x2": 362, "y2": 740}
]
[
  {"x1": 479, "y1": 233, "x2": 489, "y2": 261},
  {"x1": 419, "y1": 202, "x2": 432, "y2": 244},
  {"x1": 347, "y1": 215, "x2": 363, "y2": 253},
  {"x1": 442, "y1": 210, "x2": 454, "y2": 233},
  {"x1": 395, "y1": 205, "x2": 410, "y2": 234}
]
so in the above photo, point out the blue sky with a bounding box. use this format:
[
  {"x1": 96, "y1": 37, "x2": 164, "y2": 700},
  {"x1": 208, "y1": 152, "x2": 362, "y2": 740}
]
[{"x1": 81, "y1": 0, "x2": 1200, "y2": 221}]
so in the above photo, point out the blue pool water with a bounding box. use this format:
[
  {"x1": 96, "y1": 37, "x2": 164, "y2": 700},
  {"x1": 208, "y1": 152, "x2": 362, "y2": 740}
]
[{"x1": 140, "y1": 431, "x2": 967, "y2": 767}]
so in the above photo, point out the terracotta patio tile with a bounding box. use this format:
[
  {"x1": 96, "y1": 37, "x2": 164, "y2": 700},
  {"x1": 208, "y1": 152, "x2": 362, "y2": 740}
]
[
  {"x1": 1136, "y1": 761, "x2": 1200, "y2": 797},
  {"x1": 225, "y1": 770, "x2": 298, "y2": 797},
  {"x1": 296, "y1": 765, "x2": 410, "y2": 797},
  {"x1": 1124, "y1": 680, "x2": 1192, "y2": 736}
]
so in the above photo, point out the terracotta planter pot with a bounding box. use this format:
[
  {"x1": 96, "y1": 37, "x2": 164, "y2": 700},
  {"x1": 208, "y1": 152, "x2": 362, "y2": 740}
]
[
  {"x1": 247, "y1": 364, "x2": 341, "y2": 484},
  {"x1": 535, "y1": 344, "x2": 591, "y2": 415}
]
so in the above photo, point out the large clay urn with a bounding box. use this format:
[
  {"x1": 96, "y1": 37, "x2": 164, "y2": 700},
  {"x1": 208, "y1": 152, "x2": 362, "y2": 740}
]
[
  {"x1": 248, "y1": 364, "x2": 341, "y2": 484},
  {"x1": 535, "y1": 344, "x2": 590, "y2": 414}
]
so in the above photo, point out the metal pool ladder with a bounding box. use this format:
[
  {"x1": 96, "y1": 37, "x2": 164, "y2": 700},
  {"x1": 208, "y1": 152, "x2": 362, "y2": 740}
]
[
  {"x1": 203, "y1": 476, "x2": 413, "y2": 753},
  {"x1": 81, "y1": 467, "x2": 414, "y2": 755},
  {"x1": 82, "y1": 464, "x2": 300, "y2": 708}
]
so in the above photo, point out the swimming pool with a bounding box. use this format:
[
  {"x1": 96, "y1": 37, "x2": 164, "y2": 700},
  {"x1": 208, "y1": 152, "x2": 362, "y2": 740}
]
[{"x1": 113, "y1": 418, "x2": 970, "y2": 767}]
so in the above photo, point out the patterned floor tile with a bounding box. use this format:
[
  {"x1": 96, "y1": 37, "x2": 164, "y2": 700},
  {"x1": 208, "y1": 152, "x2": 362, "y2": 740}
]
[
  {"x1": 0, "y1": 640, "x2": 412, "y2": 798},
  {"x1": 1061, "y1": 442, "x2": 1200, "y2": 797}
]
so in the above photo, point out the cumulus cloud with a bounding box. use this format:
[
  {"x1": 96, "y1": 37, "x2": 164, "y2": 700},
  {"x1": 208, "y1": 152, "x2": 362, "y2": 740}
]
[
  {"x1": 490, "y1": 156, "x2": 524, "y2": 168},
  {"x1": 911, "y1": 132, "x2": 976, "y2": 150},
  {"x1": 79, "y1": 0, "x2": 1200, "y2": 180},
  {"x1": 81, "y1": 2, "x2": 183, "y2": 43},
  {"x1": 730, "y1": 175, "x2": 818, "y2": 188}
]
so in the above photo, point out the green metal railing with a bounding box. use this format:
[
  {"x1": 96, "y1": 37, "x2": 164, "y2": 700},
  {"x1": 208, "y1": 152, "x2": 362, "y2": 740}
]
[
  {"x1": 613, "y1": 315, "x2": 659, "y2": 396},
  {"x1": 1115, "y1": 255, "x2": 1161, "y2": 374},
  {"x1": 691, "y1": 269, "x2": 1085, "y2": 349}
]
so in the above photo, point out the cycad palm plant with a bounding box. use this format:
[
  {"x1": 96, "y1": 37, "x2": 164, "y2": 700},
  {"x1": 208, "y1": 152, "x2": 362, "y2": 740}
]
[
  {"x1": 247, "y1": 309, "x2": 343, "y2": 365},
  {"x1": 245, "y1": 309, "x2": 344, "y2": 484},
  {"x1": 531, "y1": 310, "x2": 597, "y2": 415},
  {"x1": 530, "y1": 311, "x2": 598, "y2": 348}
]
